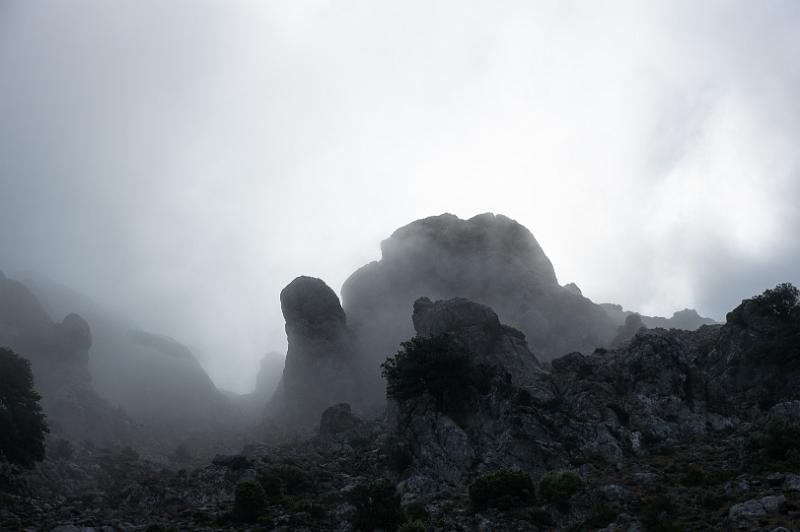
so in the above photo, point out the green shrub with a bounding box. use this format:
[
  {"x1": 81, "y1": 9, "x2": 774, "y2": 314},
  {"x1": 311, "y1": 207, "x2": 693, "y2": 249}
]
[
  {"x1": 381, "y1": 335, "x2": 483, "y2": 414},
  {"x1": 522, "y1": 507, "x2": 554, "y2": 526},
  {"x1": 234, "y1": 480, "x2": 268, "y2": 522},
  {"x1": 258, "y1": 464, "x2": 312, "y2": 500},
  {"x1": 751, "y1": 283, "x2": 799, "y2": 319},
  {"x1": 386, "y1": 443, "x2": 413, "y2": 473},
  {"x1": 0, "y1": 348, "x2": 49, "y2": 468},
  {"x1": 538, "y1": 470, "x2": 583, "y2": 511},
  {"x1": 398, "y1": 520, "x2": 427, "y2": 532},
  {"x1": 347, "y1": 479, "x2": 405, "y2": 532},
  {"x1": 679, "y1": 466, "x2": 705, "y2": 486},
  {"x1": 403, "y1": 500, "x2": 429, "y2": 521},
  {"x1": 640, "y1": 493, "x2": 680, "y2": 532},
  {"x1": 583, "y1": 502, "x2": 618, "y2": 528},
  {"x1": 747, "y1": 416, "x2": 800, "y2": 462},
  {"x1": 290, "y1": 498, "x2": 327, "y2": 518},
  {"x1": 468, "y1": 469, "x2": 536, "y2": 510}
]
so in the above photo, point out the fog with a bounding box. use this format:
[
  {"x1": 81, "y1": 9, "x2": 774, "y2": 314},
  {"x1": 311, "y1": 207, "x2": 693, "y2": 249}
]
[{"x1": 1, "y1": 1, "x2": 799, "y2": 393}]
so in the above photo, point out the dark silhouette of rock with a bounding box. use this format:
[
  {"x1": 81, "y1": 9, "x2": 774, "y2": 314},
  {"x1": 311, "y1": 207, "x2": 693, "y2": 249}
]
[
  {"x1": 269, "y1": 276, "x2": 359, "y2": 425},
  {"x1": 600, "y1": 303, "x2": 717, "y2": 332},
  {"x1": 342, "y1": 213, "x2": 618, "y2": 399},
  {"x1": 412, "y1": 297, "x2": 544, "y2": 386},
  {"x1": 318, "y1": 403, "x2": 359, "y2": 439},
  {"x1": 609, "y1": 312, "x2": 645, "y2": 348}
]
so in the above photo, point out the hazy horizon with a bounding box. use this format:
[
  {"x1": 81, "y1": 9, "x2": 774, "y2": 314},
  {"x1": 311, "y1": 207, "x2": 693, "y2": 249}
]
[{"x1": 2, "y1": 1, "x2": 799, "y2": 392}]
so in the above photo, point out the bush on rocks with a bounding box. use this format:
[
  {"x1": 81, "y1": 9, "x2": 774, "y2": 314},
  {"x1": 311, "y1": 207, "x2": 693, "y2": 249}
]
[
  {"x1": 347, "y1": 478, "x2": 405, "y2": 532},
  {"x1": 538, "y1": 470, "x2": 583, "y2": 511},
  {"x1": 381, "y1": 335, "x2": 481, "y2": 414},
  {"x1": 468, "y1": 469, "x2": 536, "y2": 510},
  {"x1": 234, "y1": 480, "x2": 268, "y2": 522},
  {"x1": 0, "y1": 348, "x2": 48, "y2": 468}
]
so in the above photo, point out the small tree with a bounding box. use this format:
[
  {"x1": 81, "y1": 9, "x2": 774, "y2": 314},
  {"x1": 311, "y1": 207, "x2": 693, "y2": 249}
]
[
  {"x1": 381, "y1": 335, "x2": 478, "y2": 413},
  {"x1": 469, "y1": 469, "x2": 536, "y2": 510},
  {"x1": 347, "y1": 479, "x2": 405, "y2": 532},
  {"x1": 0, "y1": 347, "x2": 48, "y2": 468},
  {"x1": 234, "y1": 480, "x2": 268, "y2": 522},
  {"x1": 752, "y1": 283, "x2": 799, "y2": 319},
  {"x1": 539, "y1": 470, "x2": 583, "y2": 512}
]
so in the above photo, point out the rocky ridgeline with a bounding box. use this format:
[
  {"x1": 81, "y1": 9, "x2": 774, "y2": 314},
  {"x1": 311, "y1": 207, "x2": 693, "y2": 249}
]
[{"x1": 4, "y1": 285, "x2": 799, "y2": 531}]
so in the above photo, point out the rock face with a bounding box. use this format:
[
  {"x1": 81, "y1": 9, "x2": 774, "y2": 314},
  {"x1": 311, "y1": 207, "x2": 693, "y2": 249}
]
[
  {"x1": 269, "y1": 276, "x2": 360, "y2": 425},
  {"x1": 0, "y1": 274, "x2": 131, "y2": 445},
  {"x1": 342, "y1": 213, "x2": 619, "y2": 398},
  {"x1": 609, "y1": 312, "x2": 645, "y2": 348},
  {"x1": 388, "y1": 297, "x2": 563, "y2": 495},
  {"x1": 411, "y1": 297, "x2": 544, "y2": 387},
  {"x1": 705, "y1": 287, "x2": 800, "y2": 412},
  {"x1": 389, "y1": 286, "x2": 800, "y2": 502},
  {"x1": 318, "y1": 403, "x2": 360, "y2": 440}
]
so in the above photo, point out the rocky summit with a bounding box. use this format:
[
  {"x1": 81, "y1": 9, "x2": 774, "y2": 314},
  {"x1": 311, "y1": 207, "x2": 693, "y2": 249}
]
[{"x1": 341, "y1": 213, "x2": 622, "y2": 401}]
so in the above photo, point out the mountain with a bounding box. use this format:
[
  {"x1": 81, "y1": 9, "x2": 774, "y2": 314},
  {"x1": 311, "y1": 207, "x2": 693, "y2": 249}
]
[
  {"x1": 600, "y1": 302, "x2": 718, "y2": 331},
  {"x1": 14, "y1": 271, "x2": 235, "y2": 436},
  {"x1": 0, "y1": 271, "x2": 132, "y2": 445},
  {"x1": 341, "y1": 213, "x2": 619, "y2": 398}
]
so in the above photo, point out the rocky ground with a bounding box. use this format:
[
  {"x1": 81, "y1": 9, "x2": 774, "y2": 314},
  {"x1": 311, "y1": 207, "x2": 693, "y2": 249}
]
[{"x1": 2, "y1": 409, "x2": 800, "y2": 531}]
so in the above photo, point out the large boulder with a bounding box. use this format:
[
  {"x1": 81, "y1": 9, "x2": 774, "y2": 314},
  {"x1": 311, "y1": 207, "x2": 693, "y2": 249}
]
[
  {"x1": 342, "y1": 213, "x2": 618, "y2": 400},
  {"x1": 705, "y1": 284, "x2": 800, "y2": 412},
  {"x1": 412, "y1": 297, "x2": 544, "y2": 387},
  {"x1": 269, "y1": 276, "x2": 360, "y2": 425}
]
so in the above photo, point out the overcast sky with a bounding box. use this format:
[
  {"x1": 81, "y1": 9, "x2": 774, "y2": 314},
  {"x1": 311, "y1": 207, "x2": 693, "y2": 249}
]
[{"x1": 1, "y1": 1, "x2": 799, "y2": 392}]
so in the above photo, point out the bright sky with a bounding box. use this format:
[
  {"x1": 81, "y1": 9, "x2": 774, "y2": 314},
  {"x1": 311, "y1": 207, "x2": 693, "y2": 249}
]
[{"x1": 1, "y1": 1, "x2": 798, "y2": 392}]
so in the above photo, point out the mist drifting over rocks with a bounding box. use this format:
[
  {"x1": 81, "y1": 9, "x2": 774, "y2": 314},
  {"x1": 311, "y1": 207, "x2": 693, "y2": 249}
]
[{"x1": 2, "y1": 212, "x2": 800, "y2": 530}]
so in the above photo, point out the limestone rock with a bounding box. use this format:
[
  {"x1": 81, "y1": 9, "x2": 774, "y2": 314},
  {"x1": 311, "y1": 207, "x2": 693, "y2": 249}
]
[
  {"x1": 270, "y1": 276, "x2": 359, "y2": 425},
  {"x1": 342, "y1": 213, "x2": 619, "y2": 401},
  {"x1": 412, "y1": 297, "x2": 543, "y2": 387},
  {"x1": 318, "y1": 403, "x2": 359, "y2": 440}
]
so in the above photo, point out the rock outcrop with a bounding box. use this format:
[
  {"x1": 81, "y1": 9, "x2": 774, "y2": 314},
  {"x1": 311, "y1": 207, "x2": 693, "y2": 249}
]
[
  {"x1": 0, "y1": 274, "x2": 132, "y2": 445},
  {"x1": 342, "y1": 213, "x2": 619, "y2": 400},
  {"x1": 269, "y1": 276, "x2": 360, "y2": 425},
  {"x1": 388, "y1": 297, "x2": 563, "y2": 495},
  {"x1": 388, "y1": 285, "x2": 800, "y2": 504}
]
